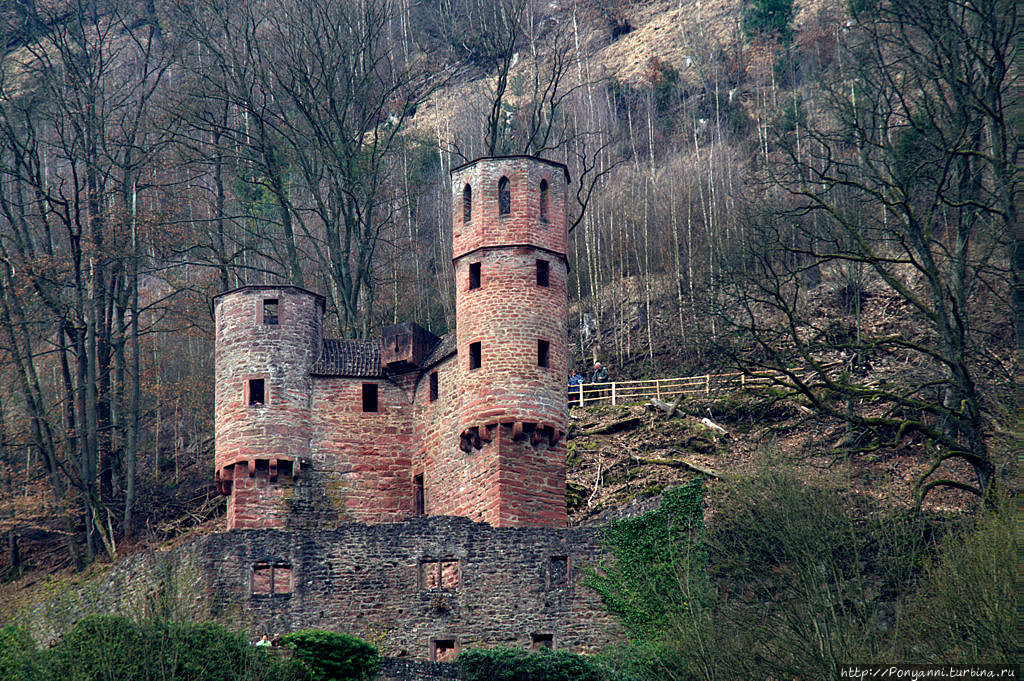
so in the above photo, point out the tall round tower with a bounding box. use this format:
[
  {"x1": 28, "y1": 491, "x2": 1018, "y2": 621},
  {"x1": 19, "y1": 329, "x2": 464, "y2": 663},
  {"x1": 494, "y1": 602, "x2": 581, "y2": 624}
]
[
  {"x1": 213, "y1": 285, "x2": 324, "y2": 530},
  {"x1": 450, "y1": 156, "x2": 569, "y2": 527}
]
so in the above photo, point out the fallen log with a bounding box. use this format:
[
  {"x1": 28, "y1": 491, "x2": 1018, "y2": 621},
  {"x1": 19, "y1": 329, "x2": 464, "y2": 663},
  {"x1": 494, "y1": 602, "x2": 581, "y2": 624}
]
[
  {"x1": 631, "y1": 451, "x2": 728, "y2": 479},
  {"x1": 648, "y1": 396, "x2": 684, "y2": 418},
  {"x1": 579, "y1": 416, "x2": 642, "y2": 436}
]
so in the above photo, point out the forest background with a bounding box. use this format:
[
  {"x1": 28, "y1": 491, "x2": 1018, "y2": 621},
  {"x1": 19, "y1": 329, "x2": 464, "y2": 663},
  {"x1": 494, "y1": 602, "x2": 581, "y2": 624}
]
[{"x1": 0, "y1": 0, "x2": 1015, "y2": 587}]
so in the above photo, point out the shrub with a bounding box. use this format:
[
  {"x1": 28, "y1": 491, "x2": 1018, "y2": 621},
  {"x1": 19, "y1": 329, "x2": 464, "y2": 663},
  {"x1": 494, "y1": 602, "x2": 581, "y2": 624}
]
[
  {"x1": 899, "y1": 500, "x2": 1016, "y2": 662},
  {"x1": 0, "y1": 626, "x2": 45, "y2": 681},
  {"x1": 458, "y1": 647, "x2": 620, "y2": 681},
  {"x1": 48, "y1": 615, "x2": 306, "y2": 681},
  {"x1": 280, "y1": 630, "x2": 379, "y2": 681}
]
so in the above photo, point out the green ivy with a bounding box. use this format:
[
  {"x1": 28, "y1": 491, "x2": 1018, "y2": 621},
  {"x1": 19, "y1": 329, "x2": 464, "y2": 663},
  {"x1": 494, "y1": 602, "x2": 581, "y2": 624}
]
[{"x1": 584, "y1": 481, "x2": 705, "y2": 639}]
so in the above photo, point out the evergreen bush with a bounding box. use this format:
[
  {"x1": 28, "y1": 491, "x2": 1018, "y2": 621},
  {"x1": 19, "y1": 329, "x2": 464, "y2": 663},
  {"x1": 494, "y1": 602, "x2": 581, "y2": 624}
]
[
  {"x1": 280, "y1": 630, "x2": 380, "y2": 681},
  {"x1": 458, "y1": 646, "x2": 621, "y2": 681}
]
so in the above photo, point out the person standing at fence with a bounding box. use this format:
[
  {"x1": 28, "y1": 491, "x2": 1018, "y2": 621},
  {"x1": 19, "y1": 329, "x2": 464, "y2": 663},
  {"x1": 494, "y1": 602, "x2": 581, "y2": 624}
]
[
  {"x1": 568, "y1": 370, "x2": 584, "y2": 405},
  {"x1": 590, "y1": 362, "x2": 610, "y2": 402}
]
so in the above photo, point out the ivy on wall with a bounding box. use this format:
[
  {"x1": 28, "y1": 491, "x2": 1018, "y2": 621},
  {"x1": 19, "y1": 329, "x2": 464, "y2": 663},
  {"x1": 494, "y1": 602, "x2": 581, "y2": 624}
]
[{"x1": 584, "y1": 481, "x2": 705, "y2": 639}]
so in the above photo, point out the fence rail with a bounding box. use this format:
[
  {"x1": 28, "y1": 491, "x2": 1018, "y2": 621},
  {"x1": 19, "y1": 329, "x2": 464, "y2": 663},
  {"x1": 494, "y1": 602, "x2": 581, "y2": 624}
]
[{"x1": 568, "y1": 371, "x2": 779, "y2": 407}]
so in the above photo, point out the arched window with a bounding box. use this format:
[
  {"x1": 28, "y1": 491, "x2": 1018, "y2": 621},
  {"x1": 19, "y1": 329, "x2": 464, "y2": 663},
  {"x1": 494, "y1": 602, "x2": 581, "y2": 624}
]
[
  {"x1": 498, "y1": 176, "x2": 511, "y2": 215},
  {"x1": 539, "y1": 179, "x2": 549, "y2": 222},
  {"x1": 463, "y1": 184, "x2": 472, "y2": 223}
]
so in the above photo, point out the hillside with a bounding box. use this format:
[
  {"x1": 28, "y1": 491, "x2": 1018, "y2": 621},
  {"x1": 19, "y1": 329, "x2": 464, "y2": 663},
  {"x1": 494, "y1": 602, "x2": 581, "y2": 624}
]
[{"x1": 0, "y1": 0, "x2": 1015, "y2": 643}]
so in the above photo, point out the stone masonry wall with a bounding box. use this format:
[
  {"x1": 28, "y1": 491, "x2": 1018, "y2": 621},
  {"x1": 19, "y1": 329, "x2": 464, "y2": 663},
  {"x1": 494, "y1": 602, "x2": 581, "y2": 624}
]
[{"x1": 15, "y1": 519, "x2": 621, "y2": 663}]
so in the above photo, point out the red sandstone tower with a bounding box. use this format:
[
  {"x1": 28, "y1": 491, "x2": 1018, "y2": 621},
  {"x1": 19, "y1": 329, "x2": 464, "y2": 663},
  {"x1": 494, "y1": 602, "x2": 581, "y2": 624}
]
[
  {"x1": 213, "y1": 156, "x2": 569, "y2": 532},
  {"x1": 449, "y1": 156, "x2": 570, "y2": 527},
  {"x1": 213, "y1": 286, "x2": 324, "y2": 529}
]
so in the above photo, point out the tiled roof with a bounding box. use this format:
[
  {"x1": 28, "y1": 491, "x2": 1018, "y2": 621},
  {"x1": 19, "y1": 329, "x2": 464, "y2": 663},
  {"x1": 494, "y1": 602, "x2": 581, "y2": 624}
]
[
  {"x1": 310, "y1": 339, "x2": 382, "y2": 377},
  {"x1": 421, "y1": 333, "x2": 456, "y2": 369}
]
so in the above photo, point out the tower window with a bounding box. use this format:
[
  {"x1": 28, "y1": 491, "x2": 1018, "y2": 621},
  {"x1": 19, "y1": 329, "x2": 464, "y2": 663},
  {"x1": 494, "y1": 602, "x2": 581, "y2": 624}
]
[
  {"x1": 262, "y1": 298, "x2": 279, "y2": 325},
  {"x1": 429, "y1": 371, "x2": 439, "y2": 401},
  {"x1": 536, "y1": 259, "x2": 549, "y2": 286},
  {"x1": 463, "y1": 183, "x2": 472, "y2": 223},
  {"x1": 362, "y1": 383, "x2": 379, "y2": 412},
  {"x1": 539, "y1": 179, "x2": 549, "y2": 223},
  {"x1": 247, "y1": 379, "x2": 266, "y2": 406},
  {"x1": 413, "y1": 473, "x2": 425, "y2": 515},
  {"x1": 498, "y1": 176, "x2": 511, "y2": 215},
  {"x1": 468, "y1": 262, "x2": 481, "y2": 290},
  {"x1": 537, "y1": 340, "x2": 550, "y2": 368},
  {"x1": 469, "y1": 342, "x2": 481, "y2": 370}
]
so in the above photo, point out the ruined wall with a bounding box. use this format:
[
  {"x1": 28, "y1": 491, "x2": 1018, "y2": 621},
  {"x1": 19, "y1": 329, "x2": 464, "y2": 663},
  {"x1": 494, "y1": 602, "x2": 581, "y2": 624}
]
[{"x1": 15, "y1": 519, "x2": 620, "y2": 663}]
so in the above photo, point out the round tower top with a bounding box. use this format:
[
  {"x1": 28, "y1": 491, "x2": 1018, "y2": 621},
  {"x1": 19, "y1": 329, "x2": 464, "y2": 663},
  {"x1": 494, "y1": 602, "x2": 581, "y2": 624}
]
[{"x1": 451, "y1": 156, "x2": 569, "y2": 261}]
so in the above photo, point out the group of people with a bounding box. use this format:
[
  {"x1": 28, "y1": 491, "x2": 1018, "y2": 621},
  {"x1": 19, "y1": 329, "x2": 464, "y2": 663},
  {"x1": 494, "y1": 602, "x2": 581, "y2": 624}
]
[{"x1": 568, "y1": 362, "x2": 611, "y2": 405}]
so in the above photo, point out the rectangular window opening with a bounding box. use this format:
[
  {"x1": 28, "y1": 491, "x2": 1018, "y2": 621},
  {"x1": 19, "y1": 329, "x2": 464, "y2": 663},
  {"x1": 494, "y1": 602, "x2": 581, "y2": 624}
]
[
  {"x1": 262, "y1": 298, "x2": 279, "y2": 325},
  {"x1": 531, "y1": 633, "x2": 554, "y2": 650},
  {"x1": 548, "y1": 555, "x2": 569, "y2": 588},
  {"x1": 248, "y1": 379, "x2": 266, "y2": 406},
  {"x1": 537, "y1": 340, "x2": 550, "y2": 368},
  {"x1": 536, "y1": 260, "x2": 549, "y2": 286},
  {"x1": 468, "y1": 262, "x2": 481, "y2": 290},
  {"x1": 413, "y1": 474, "x2": 425, "y2": 516},
  {"x1": 469, "y1": 342, "x2": 481, "y2": 370},
  {"x1": 252, "y1": 562, "x2": 292, "y2": 597},
  {"x1": 420, "y1": 557, "x2": 459, "y2": 590},
  {"x1": 429, "y1": 372, "x2": 439, "y2": 401},
  {"x1": 431, "y1": 638, "x2": 458, "y2": 663},
  {"x1": 362, "y1": 383, "x2": 379, "y2": 412}
]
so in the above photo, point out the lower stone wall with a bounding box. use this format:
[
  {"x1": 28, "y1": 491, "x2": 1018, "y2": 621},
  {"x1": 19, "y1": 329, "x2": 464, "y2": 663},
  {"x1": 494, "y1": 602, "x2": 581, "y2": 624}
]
[
  {"x1": 378, "y1": 658, "x2": 460, "y2": 681},
  {"x1": 13, "y1": 516, "x2": 621, "y2": 661}
]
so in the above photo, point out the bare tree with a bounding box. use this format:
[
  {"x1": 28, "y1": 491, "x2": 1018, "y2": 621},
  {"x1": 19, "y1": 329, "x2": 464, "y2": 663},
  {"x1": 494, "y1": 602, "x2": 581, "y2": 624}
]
[{"x1": 727, "y1": 0, "x2": 1016, "y2": 503}]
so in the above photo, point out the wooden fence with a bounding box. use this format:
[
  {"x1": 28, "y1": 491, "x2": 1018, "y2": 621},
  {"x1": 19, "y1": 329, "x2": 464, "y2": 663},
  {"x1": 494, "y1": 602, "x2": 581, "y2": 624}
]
[{"x1": 568, "y1": 371, "x2": 778, "y2": 407}]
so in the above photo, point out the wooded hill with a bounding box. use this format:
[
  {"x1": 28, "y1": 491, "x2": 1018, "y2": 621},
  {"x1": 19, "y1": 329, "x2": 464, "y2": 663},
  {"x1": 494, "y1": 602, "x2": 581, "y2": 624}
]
[{"x1": 0, "y1": 0, "x2": 1016, "y2": 580}]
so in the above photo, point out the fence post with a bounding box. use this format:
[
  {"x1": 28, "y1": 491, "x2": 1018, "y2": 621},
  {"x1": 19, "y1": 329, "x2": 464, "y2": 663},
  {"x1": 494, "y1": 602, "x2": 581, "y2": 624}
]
[
  {"x1": 741, "y1": 374, "x2": 745, "y2": 389},
  {"x1": 656, "y1": 379, "x2": 661, "y2": 400},
  {"x1": 705, "y1": 374, "x2": 710, "y2": 395},
  {"x1": 611, "y1": 382, "x2": 617, "y2": 406}
]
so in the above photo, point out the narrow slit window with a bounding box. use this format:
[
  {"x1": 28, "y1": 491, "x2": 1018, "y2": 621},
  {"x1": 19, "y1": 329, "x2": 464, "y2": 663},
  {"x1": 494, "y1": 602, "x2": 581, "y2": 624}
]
[
  {"x1": 429, "y1": 371, "x2": 439, "y2": 401},
  {"x1": 536, "y1": 259, "x2": 549, "y2": 286},
  {"x1": 468, "y1": 262, "x2": 481, "y2": 290},
  {"x1": 469, "y1": 342, "x2": 481, "y2": 370},
  {"x1": 413, "y1": 474, "x2": 425, "y2": 516},
  {"x1": 248, "y1": 379, "x2": 266, "y2": 406},
  {"x1": 537, "y1": 340, "x2": 550, "y2": 368},
  {"x1": 498, "y1": 176, "x2": 510, "y2": 215},
  {"x1": 262, "y1": 298, "x2": 279, "y2": 325},
  {"x1": 539, "y1": 179, "x2": 549, "y2": 222},
  {"x1": 362, "y1": 383, "x2": 379, "y2": 412},
  {"x1": 463, "y1": 183, "x2": 472, "y2": 223}
]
